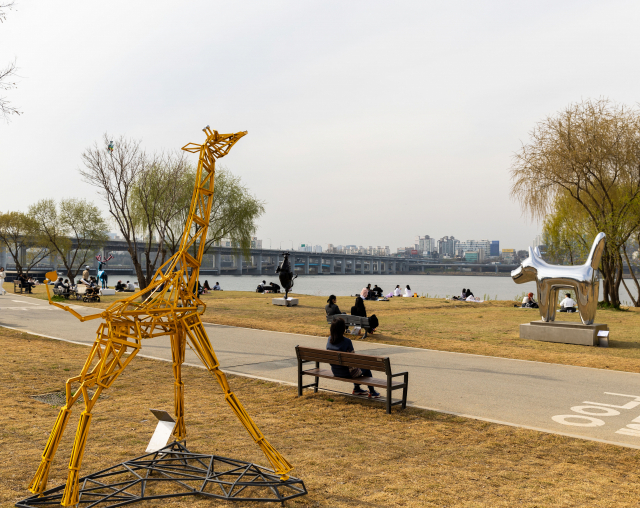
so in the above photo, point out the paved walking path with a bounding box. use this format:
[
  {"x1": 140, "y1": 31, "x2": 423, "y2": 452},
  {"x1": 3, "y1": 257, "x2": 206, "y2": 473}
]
[{"x1": 3, "y1": 294, "x2": 640, "y2": 449}]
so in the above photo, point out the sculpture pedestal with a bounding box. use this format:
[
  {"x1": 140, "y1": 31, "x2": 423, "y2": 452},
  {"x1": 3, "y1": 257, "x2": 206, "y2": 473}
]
[
  {"x1": 272, "y1": 297, "x2": 298, "y2": 307},
  {"x1": 520, "y1": 321, "x2": 608, "y2": 346}
]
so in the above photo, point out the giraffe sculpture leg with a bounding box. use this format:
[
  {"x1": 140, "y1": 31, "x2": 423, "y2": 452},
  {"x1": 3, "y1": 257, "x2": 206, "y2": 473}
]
[
  {"x1": 171, "y1": 329, "x2": 187, "y2": 441},
  {"x1": 29, "y1": 321, "x2": 141, "y2": 506},
  {"x1": 181, "y1": 313, "x2": 292, "y2": 479}
]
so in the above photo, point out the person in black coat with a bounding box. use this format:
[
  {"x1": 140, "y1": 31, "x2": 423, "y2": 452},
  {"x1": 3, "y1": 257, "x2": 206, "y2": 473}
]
[
  {"x1": 351, "y1": 297, "x2": 367, "y2": 317},
  {"x1": 325, "y1": 295, "x2": 342, "y2": 316}
]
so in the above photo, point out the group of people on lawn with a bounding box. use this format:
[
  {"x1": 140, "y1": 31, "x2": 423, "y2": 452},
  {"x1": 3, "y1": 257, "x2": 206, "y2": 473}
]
[
  {"x1": 360, "y1": 283, "x2": 415, "y2": 299},
  {"x1": 520, "y1": 292, "x2": 577, "y2": 312}
]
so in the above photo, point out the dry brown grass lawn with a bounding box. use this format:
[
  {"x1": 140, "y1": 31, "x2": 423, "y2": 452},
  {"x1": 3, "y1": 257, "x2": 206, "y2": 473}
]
[
  {"x1": 2, "y1": 327, "x2": 640, "y2": 507},
  {"x1": 10, "y1": 283, "x2": 640, "y2": 373}
]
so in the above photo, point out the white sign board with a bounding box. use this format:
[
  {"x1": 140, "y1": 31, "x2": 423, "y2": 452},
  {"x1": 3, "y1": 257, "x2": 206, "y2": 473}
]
[{"x1": 145, "y1": 409, "x2": 176, "y2": 453}]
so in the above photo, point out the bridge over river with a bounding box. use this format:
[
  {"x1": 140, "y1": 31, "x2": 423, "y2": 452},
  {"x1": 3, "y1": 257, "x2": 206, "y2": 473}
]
[{"x1": 1, "y1": 240, "x2": 519, "y2": 279}]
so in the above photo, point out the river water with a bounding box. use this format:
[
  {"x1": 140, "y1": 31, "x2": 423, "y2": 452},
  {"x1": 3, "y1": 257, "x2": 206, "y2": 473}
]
[
  {"x1": 200, "y1": 274, "x2": 534, "y2": 300},
  {"x1": 112, "y1": 274, "x2": 637, "y2": 304}
]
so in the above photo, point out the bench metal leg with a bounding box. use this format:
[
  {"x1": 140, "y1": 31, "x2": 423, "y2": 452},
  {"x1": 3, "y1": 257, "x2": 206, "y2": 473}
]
[
  {"x1": 402, "y1": 373, "x2": 408, "y2": 409},
  {"x1": 386, "y1": 376, "x2": 392, "y2": 414},
  {"x1": 297, "y1": 360, "x2": 302, "y2": 397},
  {"x1": 314, "y1": 361, "x2": 319, "y2": 393}
]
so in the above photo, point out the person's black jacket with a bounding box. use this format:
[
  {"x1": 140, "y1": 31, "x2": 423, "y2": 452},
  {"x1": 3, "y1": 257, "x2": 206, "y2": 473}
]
[
  {"x1": 325, "y1": 303, "x2": 342, "y2": 316},
  {"x1": 350, "y1": 304, "x2": 367, "y2": 317}
]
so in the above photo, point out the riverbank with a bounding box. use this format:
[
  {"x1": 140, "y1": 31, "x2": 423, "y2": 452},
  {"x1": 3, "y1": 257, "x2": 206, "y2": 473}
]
[{"x1": 10, "y1": 284, "x2": 640, "y2": 374}]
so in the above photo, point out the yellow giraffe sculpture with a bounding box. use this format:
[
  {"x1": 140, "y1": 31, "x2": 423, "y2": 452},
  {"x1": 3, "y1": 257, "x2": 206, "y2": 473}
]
[{"x1": 29, "y1": 127, "x2": 292, "y2": 507}]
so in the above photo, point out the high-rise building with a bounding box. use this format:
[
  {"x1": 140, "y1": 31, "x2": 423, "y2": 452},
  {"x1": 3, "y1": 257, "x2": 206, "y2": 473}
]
[
  {"x1": 459, "y1": 240, "x2": 491, "y2": 256},
  {"x1": 415, "y1": 235, "x2": 436, "y2": 254},
  {"x1": 438, "y1": 236, "x2": 460, "y2": 257},
  {"x1": 490, "y1": 240, "x2": 500, "y2": 257}
]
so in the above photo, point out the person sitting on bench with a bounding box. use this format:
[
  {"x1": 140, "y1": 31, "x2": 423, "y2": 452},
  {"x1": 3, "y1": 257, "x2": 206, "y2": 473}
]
[
  {"x1": 19, "y1": 274, "x2": 34, "y2": 293},
  {"x1": 54, "y1": 277, "x2": 65, "y2": 289},
  {"x1": 325, "y1": 295, "x2": 342, "y2": 316},
  {"x1": 326, "y1": 318, "x2": 380, "y2": 398},
  {"x1": 351, "y1": 297, "x2": 366, "y2": 317},
  {"x1": 350, "y1": 297, "x2": 379, "y2": 333},
  {"x1": 559, "y1": 293, "x2": 577, "y2": 313}
]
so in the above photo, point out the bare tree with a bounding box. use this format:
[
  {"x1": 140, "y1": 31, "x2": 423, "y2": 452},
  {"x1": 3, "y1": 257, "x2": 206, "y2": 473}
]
[
  {"x1": 0, "y1": 211, "x2": 50, "y2": 276},
  {"x1": 0, "y1": 3, "x2": 20, "y2": 119},
  {"x1": 510, "y1": 99, "x2": 640, "y2": 308},
  {"x1": 80, "y1": 135, "x2": 151, "y2": 288},
  {"x1": 29, "y1": 198, "x2": 109, "y2": 283},
  {"x1": 129, "y1": 151, "x2": 191, "y2": 278}
]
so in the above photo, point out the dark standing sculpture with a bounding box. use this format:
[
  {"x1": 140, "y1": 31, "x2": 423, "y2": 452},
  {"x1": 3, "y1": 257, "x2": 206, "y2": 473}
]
[{"x1": 276, "y1": 252, "x2": 298, "y2": 302}]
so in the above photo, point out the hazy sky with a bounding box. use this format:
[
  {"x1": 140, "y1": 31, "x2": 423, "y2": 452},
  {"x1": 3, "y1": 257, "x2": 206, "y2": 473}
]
[{"x1": 2, "y1": 1, "x2": 639, "y2": 251}]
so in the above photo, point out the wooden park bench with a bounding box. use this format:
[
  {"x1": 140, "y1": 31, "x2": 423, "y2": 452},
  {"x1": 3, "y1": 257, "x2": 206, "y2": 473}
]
[
  {"x1": 326, "y1": 314, "x2": 372, "y2": 338},
  {"x1": 295, "y1": 345, "x2": 409, "y2": 414},
  {"x1": 13, "y1": 280, "x2": 24, "y2": 293}
]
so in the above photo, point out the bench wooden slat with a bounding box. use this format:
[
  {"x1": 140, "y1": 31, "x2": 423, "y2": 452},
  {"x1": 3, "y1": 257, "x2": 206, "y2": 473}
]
[
  {"x1": 301, "y1": 368, "x2": 406, "y2": 389},
  {"x1": 296, "y1": 349, "x2": 388, "y2": 372}
]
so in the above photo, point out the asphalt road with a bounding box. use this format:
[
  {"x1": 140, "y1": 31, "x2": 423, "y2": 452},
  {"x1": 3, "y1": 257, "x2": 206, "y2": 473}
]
[{"x1": 3, "y1": 293, "x2": 640, "y2": 449}]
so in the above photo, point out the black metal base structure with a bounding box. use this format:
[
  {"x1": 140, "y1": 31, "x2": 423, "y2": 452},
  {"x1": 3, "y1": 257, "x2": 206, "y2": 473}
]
[{"x1": 17, "y1": 442, "x2": 307, "y2": 507}]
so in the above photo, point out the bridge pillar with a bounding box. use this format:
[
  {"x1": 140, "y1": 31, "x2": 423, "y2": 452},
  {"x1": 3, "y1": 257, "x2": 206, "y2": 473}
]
[
  {"x1": 350, "y1": 258, "x2": 355, "y2": 274},
  {"x1": 317, "y1": 256, "x2": 323, "y2": 275},
  {"x1": 330, "y1": 257, "x2": 335, "y2": 274},
  {"x1": 236, "y1": 252, "x2": 243, "y2": 275},
  {"x1": 392, "y1": 261, "x2": 397, "y2": 274},
  {"x1": 360, "y1": 259, "x2": 365, "y2": 275},
  {"x1": 341, "y1": 258, "x2": 346, "y2": 274},
  {"x1": 215, "y1": 251, "x2": 222, "y2": 273},
  {"x1": 256, "y1": 253, "x2": 262, "y2": 274},
  {"x1": 383, "y1": 260, "x2": 389, "y2": 274},
  {"x1": 304, "y1": 256, "x2": 310, "y2": 275}
]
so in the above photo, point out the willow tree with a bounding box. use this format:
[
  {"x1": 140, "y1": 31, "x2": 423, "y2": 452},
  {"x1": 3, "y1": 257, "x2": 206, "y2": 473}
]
[
  {"x1": 541, "y1": 194, "x2": 593, "y2": 265},
  {"x1": 164, "y1": 166, "x2": 265, "y2": 259},
  {"x1": 511, "y1": 99, "x2": 640, "y2": 307}
]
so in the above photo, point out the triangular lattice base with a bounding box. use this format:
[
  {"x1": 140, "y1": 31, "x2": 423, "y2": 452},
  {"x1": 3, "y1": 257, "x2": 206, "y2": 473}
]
[{"x1": 17, "y1": 442, "x2": 307, "y2": 507}]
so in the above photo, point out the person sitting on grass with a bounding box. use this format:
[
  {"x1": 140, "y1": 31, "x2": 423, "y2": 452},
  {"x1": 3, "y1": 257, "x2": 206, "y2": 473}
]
[
  {"x1": 326, "y1": 317, "x2": 380, "y2": 399},
  {"x1": 559, "y1": 293, "x2": 577, "y2": 313},
  {"x1": 521, "y1": 292, "x2": 539, "y2": 308},
  {"x1": 325, "y1": 295, "x2": 342, "y2": 316},
  {"x1": 115, "y1": 280, "x2": 126, "y2": 292},
  {"x1": 203, "y1": 280, "x2": 211, "y2": 293},
  {"x1": 403, "y1": 285, "x2": 413, "y2": 297},
  {"x1": 372, "y1": 284, "x2": 383, "y2": 299},
  {"x1": 213, "y1": 281, "x2": 221, "y2": 290},
  {"x1": 393, "y1": 285, "x2": 402, "y2": 297},
  {"x1": 360, "y1": 284, "x2": 371, "y2": 300},
  {"x1": 453, "y1": 288, "x2": 467, "y2": 301}
]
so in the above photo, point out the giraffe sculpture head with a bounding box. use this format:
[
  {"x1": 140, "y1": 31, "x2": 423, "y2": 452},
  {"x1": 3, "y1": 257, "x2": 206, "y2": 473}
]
[{"x1": 182, "y1": 126, "x2": 247, "y2": 158}]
